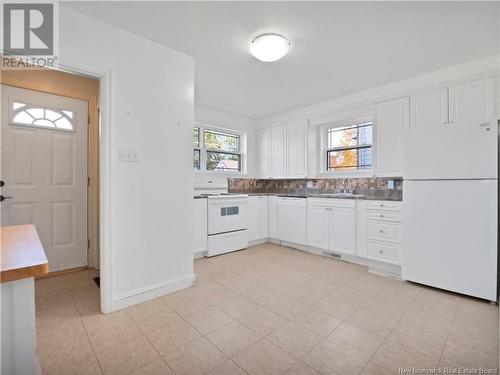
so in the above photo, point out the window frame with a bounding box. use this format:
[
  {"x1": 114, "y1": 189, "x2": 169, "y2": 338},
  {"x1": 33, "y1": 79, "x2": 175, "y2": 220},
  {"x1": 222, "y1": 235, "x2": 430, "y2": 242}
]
[
  {"x1": 193, "y1": 127, "x2": 201, "y2": 170},
  {"x1": 193, "y1": 123, "x2": 246, "y2": 175},
  {"x1": 321, "y1": 116, "x2": 375, "y2": 176}
]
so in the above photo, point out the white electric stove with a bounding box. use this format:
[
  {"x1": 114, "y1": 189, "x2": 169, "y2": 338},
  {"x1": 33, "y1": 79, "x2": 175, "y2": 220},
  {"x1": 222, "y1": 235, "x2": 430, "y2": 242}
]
[{"x1": 205, "y1": 193, "x2": 249, "y2": 257}]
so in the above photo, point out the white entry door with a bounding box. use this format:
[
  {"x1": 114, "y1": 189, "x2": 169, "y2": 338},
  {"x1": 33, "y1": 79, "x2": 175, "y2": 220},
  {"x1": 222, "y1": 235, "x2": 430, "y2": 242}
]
[{"x1": 1, "y1": 85, "x2": 88, "y2": 271}]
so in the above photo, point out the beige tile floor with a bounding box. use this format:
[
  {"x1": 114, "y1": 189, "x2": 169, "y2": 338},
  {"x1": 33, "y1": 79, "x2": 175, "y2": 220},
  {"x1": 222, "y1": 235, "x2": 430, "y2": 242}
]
[{"x1": 35, "y1": 243, "x2": 499, "y2": 375}]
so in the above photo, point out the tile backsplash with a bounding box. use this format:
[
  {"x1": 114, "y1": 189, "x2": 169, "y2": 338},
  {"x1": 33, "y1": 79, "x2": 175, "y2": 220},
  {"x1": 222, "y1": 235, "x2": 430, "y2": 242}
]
[{"x1": 228, "y1": 177, "x2": 403, "y2": 200}]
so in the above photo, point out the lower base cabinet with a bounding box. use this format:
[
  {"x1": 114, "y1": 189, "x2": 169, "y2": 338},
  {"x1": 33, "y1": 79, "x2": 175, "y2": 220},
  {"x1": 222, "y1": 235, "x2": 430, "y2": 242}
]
[
  {"x1": 307, "y1": 204, "x2": 329, "y2": 250},
  {"x1": 268, "y1": 196, "x2": 278, "y2": 239},
  {"x1": 307, "y1": 198, "x2": 355, "y2": 255},
  {"x1": 248, "y1": 196, "x2": 269, "y2": 241},
  {"x1": 356, "y1": 200, "x2": 402, "y2": 264},
  {"x1": 193, "y1": 199, "x2": 207, "y2": 253}
]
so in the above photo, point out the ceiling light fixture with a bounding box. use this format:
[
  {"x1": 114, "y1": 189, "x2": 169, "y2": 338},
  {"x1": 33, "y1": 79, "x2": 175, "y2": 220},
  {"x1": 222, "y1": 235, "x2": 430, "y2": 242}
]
[{"x1": 250, "y1": 33, "x2": 291, "y2": 62}]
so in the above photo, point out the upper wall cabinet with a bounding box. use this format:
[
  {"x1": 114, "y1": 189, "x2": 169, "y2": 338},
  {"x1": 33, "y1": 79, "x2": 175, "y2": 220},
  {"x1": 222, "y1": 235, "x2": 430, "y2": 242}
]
[
  {"x1": 410, "y1": 78, "x2": 495, "y2": 128},
  {"x1": 257, "y1": 121, "x2": 307, "y2": 178},
  {"x1": 256, "y1": 127, "x2": 272, "y2": 178},
  {"x1": 272, "y1": 126, "x2": 287, "y2": 178},
  {"x1": 376, "y1": 97, "x2": 409, "y2": 176},
  {"x1": 286, "y1": 121, "x2": 307, "y2": 178},
  {"x1": 410, "y1": 87, "x2": 448, "y2": 128},
  {"x1": 448, "y1": 78, "x2": 495, "y2": 123}
]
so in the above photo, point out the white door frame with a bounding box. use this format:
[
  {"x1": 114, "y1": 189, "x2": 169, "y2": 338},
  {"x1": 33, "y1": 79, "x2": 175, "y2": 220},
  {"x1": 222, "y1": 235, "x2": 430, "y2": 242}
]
[{"x1": 55, "y1": 59, "x2": 113, "y2": 314}]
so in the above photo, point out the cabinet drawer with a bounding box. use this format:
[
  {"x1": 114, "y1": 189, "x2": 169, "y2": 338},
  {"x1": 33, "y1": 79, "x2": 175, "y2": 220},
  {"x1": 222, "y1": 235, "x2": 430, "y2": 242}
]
[
  {"x1": 366, "y1": 241, "x2": 398, "y2": 262},
  {"x1": 366, "y1": 221, "x2": 400, "y2": 242},
  {"x1": 366, "y1": 200, "x2": 402, "y2": 211},
  {"x1": 365, "y1": 210, "x2": 402, "y2": 222}
]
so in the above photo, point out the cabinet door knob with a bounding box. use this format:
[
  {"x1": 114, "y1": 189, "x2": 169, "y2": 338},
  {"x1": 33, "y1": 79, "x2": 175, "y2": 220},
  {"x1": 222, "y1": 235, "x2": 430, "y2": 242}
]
[
  {"x1": 379, "y1": 250, "x2": 384, "y2": 254},
  {"x1": 380, "y1": 204, "x2": 384, "y2": 207},
  {"x1": 379, "y1": 230, "x2": 384, "y2": 233},
  {"x1": 380, "y1": 214, "x2": 384, "y2": 218}
]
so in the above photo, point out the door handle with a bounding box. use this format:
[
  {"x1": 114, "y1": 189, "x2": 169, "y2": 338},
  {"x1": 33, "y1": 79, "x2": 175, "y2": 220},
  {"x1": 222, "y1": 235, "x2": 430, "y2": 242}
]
[
  {"x1": 0, "y1": 195, "x2": 13, "y2": 202},
  {"x1": 0, "y1": 180, "x2": 4, "y2": 187}
]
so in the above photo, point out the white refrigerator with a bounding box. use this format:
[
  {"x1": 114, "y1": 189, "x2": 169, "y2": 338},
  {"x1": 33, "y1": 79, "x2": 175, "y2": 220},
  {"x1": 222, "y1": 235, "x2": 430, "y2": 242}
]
[{"x1": 402, "y1": 118, "x2": 498, "y2": 301}]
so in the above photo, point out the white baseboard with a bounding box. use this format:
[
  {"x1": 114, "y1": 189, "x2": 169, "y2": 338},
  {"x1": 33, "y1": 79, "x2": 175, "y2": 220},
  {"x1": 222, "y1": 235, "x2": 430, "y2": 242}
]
[
  {"x1": 250, "y1": 240, "x2": 402, "y2": 278},
  {"x1": 248, "y1": 238, "x2": 269, "y2": 246},
  {"x1": 110, "y1": 273, "x2": 196, "y2": 312}
]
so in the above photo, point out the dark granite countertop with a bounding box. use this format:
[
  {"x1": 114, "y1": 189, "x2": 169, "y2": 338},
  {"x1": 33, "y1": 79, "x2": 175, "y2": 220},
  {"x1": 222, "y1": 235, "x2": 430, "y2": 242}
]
[{"x1": 244, "y1": 192, "x2": 402, "y2": 201}]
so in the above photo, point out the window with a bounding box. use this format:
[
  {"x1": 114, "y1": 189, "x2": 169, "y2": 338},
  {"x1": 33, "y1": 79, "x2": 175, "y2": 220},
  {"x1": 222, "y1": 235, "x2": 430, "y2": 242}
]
[
  {"x1": 10, "y1": 101, "x2": 74, "y2": 131},
  {"x1": 193, "y1": 126, "x2": 242, "y2": 173},
  {"x1": 193, "y1": 127, "x2": 201, "y2": 170},
  {"x1": 326, "y1": 121, "x2": 373, "y2": 171},
  {"x1": 204, "y1": 130, "x2": 240, "y2": 172}
]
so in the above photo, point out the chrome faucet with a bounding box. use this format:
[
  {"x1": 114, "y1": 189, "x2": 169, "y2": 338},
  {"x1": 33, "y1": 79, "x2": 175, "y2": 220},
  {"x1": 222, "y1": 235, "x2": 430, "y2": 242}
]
[{"x1": 337, "y1": 179, "x2": 351, "y2": 194}]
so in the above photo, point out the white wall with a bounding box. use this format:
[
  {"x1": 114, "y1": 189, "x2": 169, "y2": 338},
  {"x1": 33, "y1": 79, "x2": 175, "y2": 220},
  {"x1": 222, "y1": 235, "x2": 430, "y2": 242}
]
[
  {"x1": 60, "y1": 7, "x2": 195, "y2": 311},
  {"x1": 195, "y1": 105, "x2": 257, "y2": 177},
  {"x1": 258, "y1": 56, "x2": 500, "y2": 127}
]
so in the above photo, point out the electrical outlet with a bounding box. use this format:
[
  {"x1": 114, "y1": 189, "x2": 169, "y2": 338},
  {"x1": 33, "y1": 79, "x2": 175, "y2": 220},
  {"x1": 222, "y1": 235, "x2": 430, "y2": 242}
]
[{"x1": 119, "y1": 148, "x2": 139, "y2": 163}]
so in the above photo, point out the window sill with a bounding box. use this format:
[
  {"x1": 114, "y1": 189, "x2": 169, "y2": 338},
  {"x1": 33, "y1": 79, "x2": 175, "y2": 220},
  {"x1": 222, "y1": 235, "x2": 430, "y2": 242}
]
[
  {"x1": 194, "y1": 170, "x2": 247, "y2": 177},
  {"x1": 317, "y1": 170, "x2": 375, "y2": 179}
]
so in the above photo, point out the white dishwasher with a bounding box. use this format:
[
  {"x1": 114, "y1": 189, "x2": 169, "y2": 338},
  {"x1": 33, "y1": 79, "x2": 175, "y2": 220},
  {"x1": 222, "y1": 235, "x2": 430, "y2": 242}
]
[{"x1": 277, "y1": 196, "x2": 307, "y2": 246}]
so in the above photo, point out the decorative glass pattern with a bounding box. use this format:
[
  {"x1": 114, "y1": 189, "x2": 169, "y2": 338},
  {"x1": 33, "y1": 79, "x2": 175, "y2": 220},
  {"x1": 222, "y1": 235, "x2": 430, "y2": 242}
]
[{"x1": 10, "y1": 102, "x2": 74, "y2": 131}]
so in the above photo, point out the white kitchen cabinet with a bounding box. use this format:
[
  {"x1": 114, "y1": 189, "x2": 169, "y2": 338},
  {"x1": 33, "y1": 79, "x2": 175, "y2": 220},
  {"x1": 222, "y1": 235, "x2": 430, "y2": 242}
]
[
  {"x1": 256, "y1": 128, "x2": 272, "y2": 178},
  {"x1": 410, "y1": 78, "x2": 494, "y2": 129},
  {"x1": 329, "y1": 207, "x2": 355, "y2": 255},
  {"x1": 356, "y1": 200, "x2": 402, "y2": 265},
  {"x1": 248, "y1": 197, "x2": 260, "y2": 241},
  {"x1": 277, "y1": 197, "x2": 307, "y2": 245},
  {"x1": 376, "y1": 97, "x2": 409, "y2": 176},
  {"x1": 192, "y1": 198, "x2": 207, "y2": 253},
  {"x1": 257, "y1": 121, "x2": 307, "y2": 179},
  {"x1": 258, "y1": 197, "x2": 269, "y2": 239},
  {"x1": 248, "y1": 196, "x2": 269, "y2": 241},
  {"x1": 307, "y1": 199, "x2": 355, "y2": 255},
  {"x1": 307, "y1": 204, "x2": 329, "y2": 250},
  {"x1": 272, "y1": 126, "x2": 287, "y2": 178},
  {"x1": 449, "y1": 78, "x2": 495, "y2": 123},
  {"x1": 286, "y1": 121, "x2": 307, "y2": 178},
  {"x1": 410, "y1": 87, "x2": 448, "y2": 128},
  {"x1": 268, "y1": 195, "x2": 278, "y2": 239}
]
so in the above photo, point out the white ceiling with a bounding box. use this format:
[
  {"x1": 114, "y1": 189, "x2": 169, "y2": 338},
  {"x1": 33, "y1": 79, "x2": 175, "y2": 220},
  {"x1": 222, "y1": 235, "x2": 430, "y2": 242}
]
[{"x1": 64, "y1": 2, "x2": 500, "y2": 119}]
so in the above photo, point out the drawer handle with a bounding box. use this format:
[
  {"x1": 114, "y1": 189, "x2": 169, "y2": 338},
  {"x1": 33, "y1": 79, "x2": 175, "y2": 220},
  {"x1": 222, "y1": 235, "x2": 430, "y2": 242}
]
[
  {"x1": 379, "y1": 250, "x2": 384, "y2": 254},
  {"x1": 380, "y1": 204, "x2": 384, "y2": 207},
  {"x1": 379, "y1": 214, "x2": 384, "y2": 218},
  {"x1": 379, "y1": 230, "x2": 384, "y2": 233}
]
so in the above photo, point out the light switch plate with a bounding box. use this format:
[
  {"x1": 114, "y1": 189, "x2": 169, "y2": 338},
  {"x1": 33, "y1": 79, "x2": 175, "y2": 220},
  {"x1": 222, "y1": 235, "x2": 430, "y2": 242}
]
[
  {"x1": 119, "y1": 148, "x2": 139, "y2": 163},
  {"x1": 387, "y1": 179, "x2": 394, "y2": 190}
]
